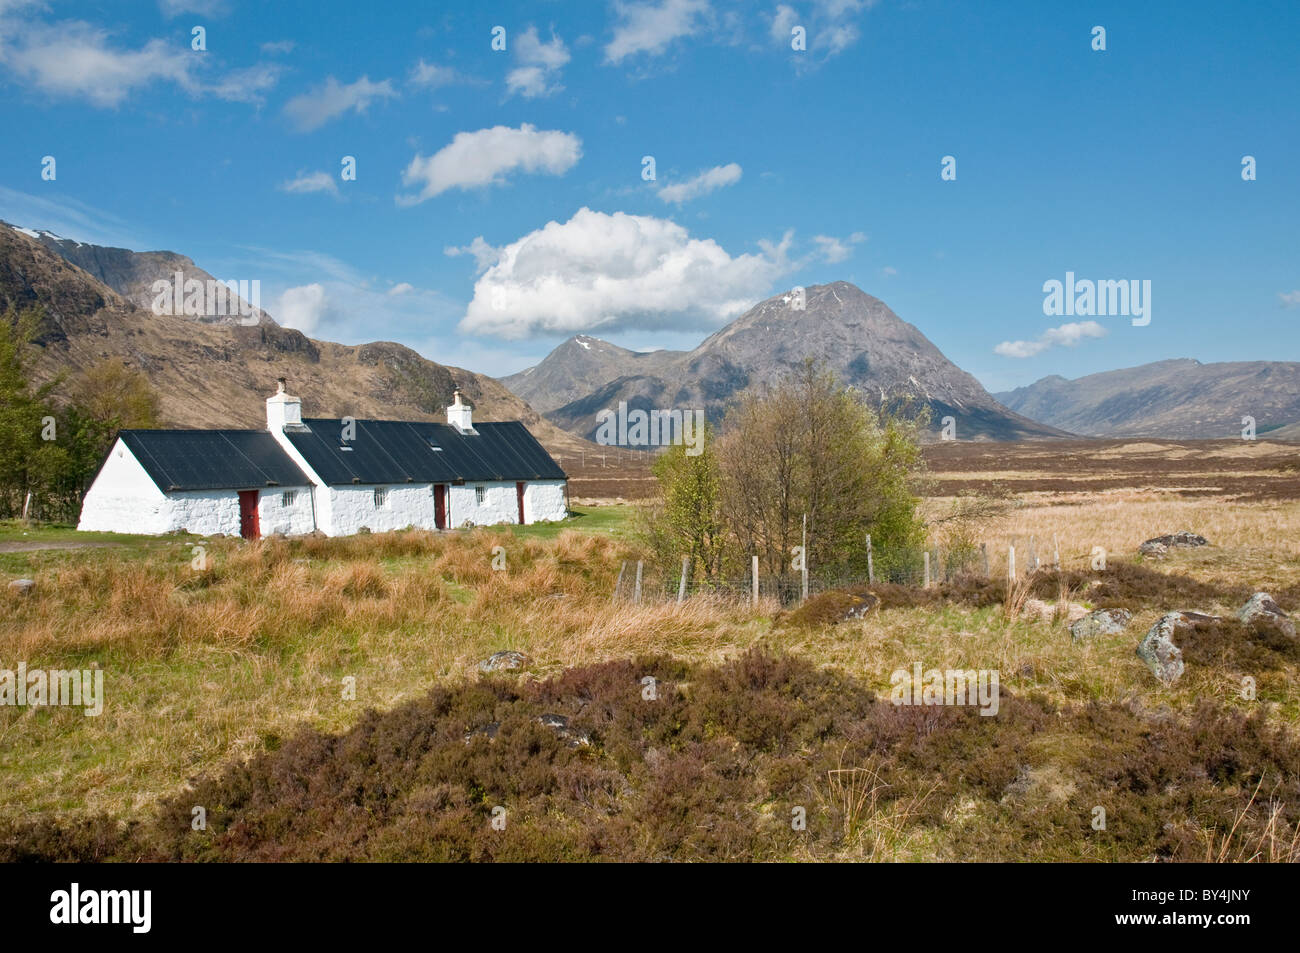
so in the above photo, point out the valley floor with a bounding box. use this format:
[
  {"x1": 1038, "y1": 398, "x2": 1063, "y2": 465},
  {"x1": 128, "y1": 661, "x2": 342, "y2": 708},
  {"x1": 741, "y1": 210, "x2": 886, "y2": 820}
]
[{"x1": 2, "y1": 440, "x2": 1298, "y2": 861}]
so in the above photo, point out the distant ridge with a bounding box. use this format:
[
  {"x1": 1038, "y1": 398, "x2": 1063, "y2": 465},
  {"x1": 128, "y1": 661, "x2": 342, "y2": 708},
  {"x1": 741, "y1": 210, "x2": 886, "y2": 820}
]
[{"x1": 995, "y1": 359, "x2": 1300, "y2": 438}]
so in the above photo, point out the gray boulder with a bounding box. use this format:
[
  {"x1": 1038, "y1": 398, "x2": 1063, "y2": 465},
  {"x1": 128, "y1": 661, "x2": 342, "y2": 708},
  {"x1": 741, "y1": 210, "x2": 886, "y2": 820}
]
[
  {"x1": 1139, "y1": 532, "x2": 1209, "y2": 557},
  {"x1": 1070, "y1": 608, "x2": 1132, "y2": 641},
  {"x1": 479, "y1": 650, "x2": 532, "y2": 672},
  {"x1": 1136, "y1": 613, "x2": 1187, "y2": 685},
  {"x1": 7, "y1": 578, "x2": 35, "y2": 595},
  {"x1": 1237, "y1": 592, "x2": 1296, "y2": 638}
]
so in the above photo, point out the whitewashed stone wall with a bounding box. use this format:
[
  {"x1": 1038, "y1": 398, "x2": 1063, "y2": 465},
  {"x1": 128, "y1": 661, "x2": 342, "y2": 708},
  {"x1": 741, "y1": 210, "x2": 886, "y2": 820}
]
[
  {"x1": 327, "y1": 484, "x2": 438, "y2": 535},
  {"x1": 77, "y1": 437, "x2": 316, "y2": 536},
  {"x1": 523, "y1": 480, "x2": 567, "y2": 523},
  {"x1": 77, "y1": 439, "x2": 171, "y2": 534},
  {"x1": 256, "y1": 487, "x2": 317, "y2": 536}
]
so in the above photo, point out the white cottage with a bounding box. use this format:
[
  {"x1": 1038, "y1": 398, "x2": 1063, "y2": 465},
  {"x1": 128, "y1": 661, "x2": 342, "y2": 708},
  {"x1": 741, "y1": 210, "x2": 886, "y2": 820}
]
[{"x1": 77, "y1": 383, "x2": 569, "y2": 538}]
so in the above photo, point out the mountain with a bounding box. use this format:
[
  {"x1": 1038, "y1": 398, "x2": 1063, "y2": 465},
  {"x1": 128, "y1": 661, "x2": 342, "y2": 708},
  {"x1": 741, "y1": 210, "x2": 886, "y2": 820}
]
[
  {"x1": 3, "y1": 222, "x2": 274, "y2": 326},
  {"x1": 0, "y1": 223, "x2": 588, "y2": 455},
  {"x1": 506, "y1": 282, "x2": 1067, "y2": 441},
  {"x1": 995, "y1": 359, "x2": 1300, "y2": 438},
  {"x1": 503, "y1": 335, "x2": 681, "y2": 413}
]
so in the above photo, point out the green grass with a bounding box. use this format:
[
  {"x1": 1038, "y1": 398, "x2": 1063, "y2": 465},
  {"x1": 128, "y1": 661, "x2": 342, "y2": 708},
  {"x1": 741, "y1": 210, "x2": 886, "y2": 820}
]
[{"x1": 505, "y1": 504, "x2": 635, "y2": 540}]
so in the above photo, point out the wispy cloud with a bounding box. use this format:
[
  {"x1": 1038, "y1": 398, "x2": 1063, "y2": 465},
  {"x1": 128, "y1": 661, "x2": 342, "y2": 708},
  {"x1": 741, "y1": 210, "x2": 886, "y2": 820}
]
[
  {"x1": 658, "y1": 162, "x2": 742, "y2": 204},
  {"x1": 1279, "y1": 290, "x2": 1300, "y2": 309},
  {"x1": 0, "y1": 14, "x2": 279, "y2": 105},
  {"x1": 605, "y1": 0, "x2": 710, "y2": 65},
  {"x1": 283, "y1": 75, "x2": 396, "y2": 132},
  {"x1": 506, "y1": 26, "x2": 569, "y2": 98},
  {"x1": 278, "y1": 171, "x2": 338, "y2": 196},
  {"x1": 995, "y1": 320, "x2": 1107, "y2": 358},
  {"x1": 813, "y1": 231, "x2": 866, "y2": 263}
]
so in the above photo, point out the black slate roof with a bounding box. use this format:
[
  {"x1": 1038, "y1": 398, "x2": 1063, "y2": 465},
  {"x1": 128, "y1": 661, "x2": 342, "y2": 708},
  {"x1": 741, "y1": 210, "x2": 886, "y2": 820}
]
[
  {"x1": 119, "y1": 430, "x2": 312, "y2": 492},
  {"x1": 283, "y1": 419, "x2": 567, "y2": 486}
]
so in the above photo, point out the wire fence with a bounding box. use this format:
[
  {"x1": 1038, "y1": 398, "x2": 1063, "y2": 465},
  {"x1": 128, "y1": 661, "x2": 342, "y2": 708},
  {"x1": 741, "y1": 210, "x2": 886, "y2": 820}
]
[{"x1": 610, "y1": 534, "x2": 1068, "y2": 608}]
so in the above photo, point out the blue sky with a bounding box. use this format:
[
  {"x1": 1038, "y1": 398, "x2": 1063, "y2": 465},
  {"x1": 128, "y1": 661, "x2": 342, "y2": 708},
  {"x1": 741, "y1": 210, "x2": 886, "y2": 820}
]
[{"x1": 0, "y1": 0, "x2": 1296, "y2": 392}]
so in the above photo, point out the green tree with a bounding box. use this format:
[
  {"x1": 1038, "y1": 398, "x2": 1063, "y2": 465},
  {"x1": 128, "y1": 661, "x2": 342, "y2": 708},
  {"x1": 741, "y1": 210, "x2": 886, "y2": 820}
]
[
  {"x1": 715, "y1": 360, "x2": 927, "y2": 580},
  {"x1": 638, "y1": 424, "x2": 727, "y2": 582}
]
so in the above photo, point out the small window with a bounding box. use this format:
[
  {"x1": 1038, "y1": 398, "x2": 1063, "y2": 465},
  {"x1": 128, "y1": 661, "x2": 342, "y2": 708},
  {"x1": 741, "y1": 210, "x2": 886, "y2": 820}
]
[
  {"x1": 373, "y1": 487, "x2": 388, "y2": 507},
  {"x1": 282, "y1": 490, "x2": 296, "y2": 507},
  {"x1": 475, "y1": 486, "x2": 487, "y2": 506}
]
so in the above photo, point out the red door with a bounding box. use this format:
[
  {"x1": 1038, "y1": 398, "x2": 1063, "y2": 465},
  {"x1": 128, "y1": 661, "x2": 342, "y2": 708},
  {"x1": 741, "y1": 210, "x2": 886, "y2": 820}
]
[
  {"x1": 516, "y1": 482, "x2": 526, "y2": 524},
  {"x1": 433, "y1": 484, "x2": 447, "y2": 530},
  {"x1": 238, "y1": 490, "x2": 260, "y2": 540}
]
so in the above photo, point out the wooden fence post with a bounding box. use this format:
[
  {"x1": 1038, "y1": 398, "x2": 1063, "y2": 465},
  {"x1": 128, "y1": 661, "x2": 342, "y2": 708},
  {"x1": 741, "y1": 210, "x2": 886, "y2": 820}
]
[
  {"x1": 634, "y1": 560, "x2": 643, "y2": 605},
  {"x1": 800, "y1": 513, "x2": 809, "y2": 603},
  {"x1": 1008, "y1": 545, "x2": 1016, "y2": 582},
  {"x1": 981, "y1": 542, "x2": 989, "y2": 577},
  {"x1": 1053, "y1": 534, "x2": 1060, "y2": 570},
  {"x1": 1028, "y1": 535, "x2": 1038, "y2": 571},
  {"x1": 866, "y1": 534, "x2": 874, "y2": 584},
  {"x1": 611, "y1": 560, "x2": 627, "y2": 604},
  {"x1": 923, "y1": 551, "x2": 930, "y2": 589},
  {"x1": 751, "y1": 555, "x2": 759, "y2": 608},
  {"x1": 677, "y1": 556, "x2": 690, "y2": 604}
]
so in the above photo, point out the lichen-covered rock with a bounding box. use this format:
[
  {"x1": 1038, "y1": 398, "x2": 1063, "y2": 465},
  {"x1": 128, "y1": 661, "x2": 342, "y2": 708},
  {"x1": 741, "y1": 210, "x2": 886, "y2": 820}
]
[
  {"x1": 7, "y1": 578, "x2": 35, "y2": 595},
  {"x1": 1237, "y1": 592, "x2": 1296, "y2": 638},
  {"x1": 1070, "y1": 608, "x2": 1132, "y2": 641},
  {"x1": 1136, "y1": 613, "x2": 1187, "y2": 685},
  {"x1": 479, "y1": 650, "x2": 532, "y2": 672},
  {"x1": 1139, "y1": 532, "x2": 1208, "y2": 557},
  {"x1": 537, "y1": 713, "x2": 590, "y2": 747}
]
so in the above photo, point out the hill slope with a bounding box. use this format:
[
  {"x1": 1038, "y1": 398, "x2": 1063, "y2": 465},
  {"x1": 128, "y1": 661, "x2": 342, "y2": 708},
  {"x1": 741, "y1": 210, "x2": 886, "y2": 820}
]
[
  {"x1": 508, "y1": 282, "x2": 1067, "y2": 441},
  {"x1": 995, "y1": 359, "x2": 1300, "y2": 438},
  {"x1": 0, "y1": 224, "x2": 587, "y2": 455}
]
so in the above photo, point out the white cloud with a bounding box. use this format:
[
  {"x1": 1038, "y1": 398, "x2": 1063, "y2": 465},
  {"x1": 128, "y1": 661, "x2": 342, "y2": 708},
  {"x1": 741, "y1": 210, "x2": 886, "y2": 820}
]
[
  {"x1": 770, "y1": 4, "x2": 798, "y2": 42},
  {"x1": 283, "y1": 75, "x2": 396, "y2": 132},
  {"x1": 444, "y1": 236, "x2": 501, "y2": 272},
  {"x1": 398, "y1": 124, "x2": 582, "y2": 205},
  {"x1": 409, "y1": 59, "x2": 466, "y2": 89},
  {"x1": 458, "y1": 207, "x2": 794, "y2": 339},
  {"x1": 260, "y1": 40, "x2": 295, "y2": 55},
  {"x1": 882, "y1": 265, "x2": 897, "y2": 276},
  {"x1": 657, "y1": 162, "x2": 742, "y2": 204},
  {"x1": 605, "y1": 0, "x2": 709, "y2": 64},
  {"x1": 995, "y1": 320, "x2": 1107, "y2": 358},
  {"x1": 1279, "y1": 290, "x2": 1300, "y2": 308},
  {"x1": 0, "y1": 15, "x2": 278, "y2": 105},
  {"x1": 275, "y1": 283, "x2": 329, "y2": 335},
  {"x1": 279, "y1": 171, "x2": 338, "y2": 195},
  {"x1": 0, "y1": 20, "x2": 194, "y2": 106},
  {"x1": 387, "y1": 282, "x2": 414, "y2": 296},
  {"x1": 207, "y1": 63, "x2": 282, "y2": 103},
  {"x1": 506, "y1": 26, "x2": 569, "y2": 98},
  {"x1": 159, "y1": 0, "x2": 228, "y2": 16},
  {"x1": 812, "y1": 230, "x2": 866, "y2": 263}
]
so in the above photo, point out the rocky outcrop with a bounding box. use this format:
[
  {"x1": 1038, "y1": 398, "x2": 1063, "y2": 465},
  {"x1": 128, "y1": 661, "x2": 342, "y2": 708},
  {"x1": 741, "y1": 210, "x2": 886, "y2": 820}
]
[
  {"x1": 1237, "y1": 592, "x2": 1296, "y2": 638},
  {"x1": 1136, "y1": 613, "x2": 1189, "y2": 685},
  {"x1": 1139, "y1": 532, "x2": 1209, "y2": 557},
  {"x1": 1070, "y1": 608, "x2": 1131, "y2": 641}
]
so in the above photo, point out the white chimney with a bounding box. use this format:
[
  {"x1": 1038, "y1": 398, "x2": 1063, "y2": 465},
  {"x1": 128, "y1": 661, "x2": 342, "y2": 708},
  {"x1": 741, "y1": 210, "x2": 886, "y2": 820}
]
[
  {"x1": 266, "y1": 377, "x2": 303, "y2": 431},
  {"x1": 447, "y1": 388, "x2": 474, "y2": 433}
]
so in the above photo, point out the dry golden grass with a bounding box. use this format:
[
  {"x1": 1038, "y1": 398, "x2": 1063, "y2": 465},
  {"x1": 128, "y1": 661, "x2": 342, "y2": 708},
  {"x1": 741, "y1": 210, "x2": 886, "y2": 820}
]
[{"x1": 4, "y1": 484, "x2": 1300, "y2": 850}]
